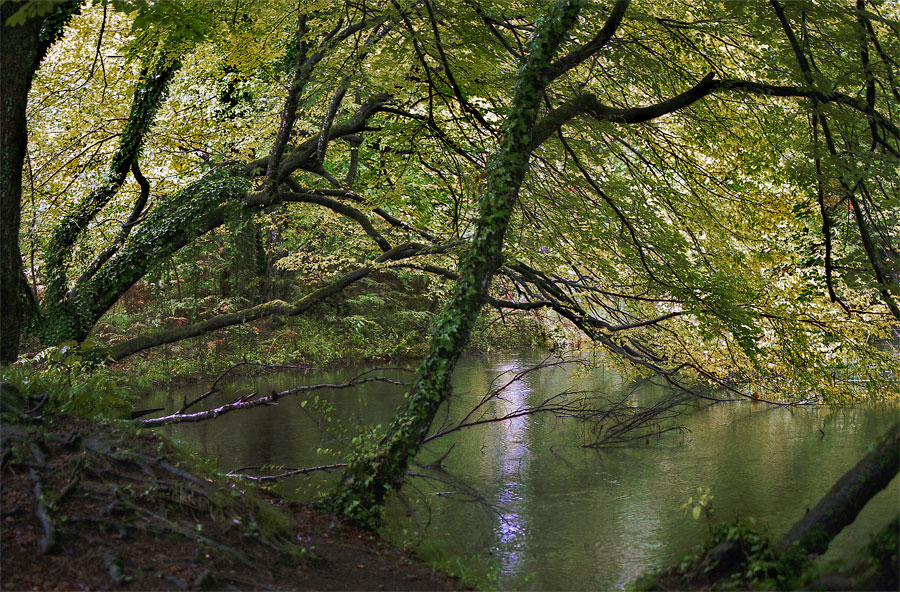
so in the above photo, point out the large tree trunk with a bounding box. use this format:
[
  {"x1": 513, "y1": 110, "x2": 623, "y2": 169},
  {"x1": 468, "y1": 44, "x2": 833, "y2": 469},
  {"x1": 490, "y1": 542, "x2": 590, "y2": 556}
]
[
  {"x1": 0, "y1": 1, "x2": 81, "y2": 363},
  {"x1": 777, "y1": 421, "x2": 899, "y2": 555},
  {"x1": 1, "y1": 3, "x2": 44, "y2": 363},
  {"x1": 327, "y1": 0, "x2": 587, "y2": 526}
]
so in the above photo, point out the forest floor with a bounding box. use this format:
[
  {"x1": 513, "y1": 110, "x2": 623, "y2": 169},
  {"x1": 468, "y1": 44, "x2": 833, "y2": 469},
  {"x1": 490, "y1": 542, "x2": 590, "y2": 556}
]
[{"x1": 0, "y1": 410, "x2": 461, "y2": 591}]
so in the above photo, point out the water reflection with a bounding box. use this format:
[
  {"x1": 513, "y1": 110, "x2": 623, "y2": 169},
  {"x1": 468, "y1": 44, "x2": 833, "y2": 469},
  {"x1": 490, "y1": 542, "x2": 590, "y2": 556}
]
[
  {"x1": 491, "y1": 361, "x2": 531, "y2": 576},
  {"x1": 150, "y1": 351, "x2": 900, "y2": 591}
]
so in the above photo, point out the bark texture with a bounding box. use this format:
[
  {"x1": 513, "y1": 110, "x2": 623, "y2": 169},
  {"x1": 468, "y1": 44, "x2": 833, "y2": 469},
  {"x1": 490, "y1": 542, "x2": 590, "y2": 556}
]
[
  {"x1": 0, "y1": 1, "x2": 81, "y2": 362},
  {"x1": 42, "y1": 54, "x2": 180, "y2": 342}
]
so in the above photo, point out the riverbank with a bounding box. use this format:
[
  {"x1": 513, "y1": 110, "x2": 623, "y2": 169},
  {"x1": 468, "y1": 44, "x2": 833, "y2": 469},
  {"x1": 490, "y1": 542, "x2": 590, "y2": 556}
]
[
  {"x1": 1, "y1": 405, "x2": 461, "y2": 591},
  {"x1": 84, "y1": 271, "x2": 550, "y2": 388}
]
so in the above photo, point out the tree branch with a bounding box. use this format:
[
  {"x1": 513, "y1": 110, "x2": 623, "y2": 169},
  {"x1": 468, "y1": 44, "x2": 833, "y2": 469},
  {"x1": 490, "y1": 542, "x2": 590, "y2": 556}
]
[
  {"x1": 712, "y1": 79, "x2": 900, "y2": 140},
  {"x1": 268, "y1": 190, "x2": 392, "y2": 251},
  {"x1": 530, "y1": 72, "x2": 717, "y2": 150},
  {"x1": 245, "y1": 93, "x2": 391, "y2": 180},
  {"x1": 544, "y1": 0, "x2": 630, "y2": 82},
  {"x1": 138, "y1": 376, "x2": 403, "y2": 427},
  {"x1": 72, "y1": 158, "x2": 152, "y2": 295},
  {"x1": 263, "y1": 14, "x2": 308, "y2": 200},
  {"x1": 107, "y1": 241, "x2": 458, "y2": 360}
]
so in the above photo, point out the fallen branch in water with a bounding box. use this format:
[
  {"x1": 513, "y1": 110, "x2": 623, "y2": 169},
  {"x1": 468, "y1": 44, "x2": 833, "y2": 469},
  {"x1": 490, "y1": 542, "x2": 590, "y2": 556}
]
[
  {"x1": 420, "y1": 356, "x2": 692, "y2": 448},
  {"x1": 578, "y1": 389, "x2": 691, "y2": 447},
  {"x1": 136, "y1": 374, "x2": 405, "y2": 427},
  {"x1": 227, "y1": 463, "x2": 348, "y2": 482},
  {"x1": 178, "y1": 361, "x2": 313, "y2": 414}
]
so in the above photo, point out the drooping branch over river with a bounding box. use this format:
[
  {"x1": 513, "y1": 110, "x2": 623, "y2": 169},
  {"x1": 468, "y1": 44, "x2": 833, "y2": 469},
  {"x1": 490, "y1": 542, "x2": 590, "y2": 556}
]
[{"x1": 2, "y1": 0, "x2": 898, "y2": 527}]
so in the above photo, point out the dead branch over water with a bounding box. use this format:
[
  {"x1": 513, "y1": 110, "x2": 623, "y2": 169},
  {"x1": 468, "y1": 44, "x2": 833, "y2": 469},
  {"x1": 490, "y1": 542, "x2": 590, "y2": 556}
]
[{"x1": 137, "y1": 372, "x2": 406, "y2": 427}]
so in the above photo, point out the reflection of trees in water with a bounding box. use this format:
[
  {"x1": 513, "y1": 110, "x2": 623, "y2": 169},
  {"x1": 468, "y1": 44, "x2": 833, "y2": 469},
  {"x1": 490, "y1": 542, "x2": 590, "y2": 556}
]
[
  {"x1": 155, "y1": 354, "x2": 898, "y2": 589},
  {"x1": 415, "y1": 355, "x2": 692, "y2": 580}
]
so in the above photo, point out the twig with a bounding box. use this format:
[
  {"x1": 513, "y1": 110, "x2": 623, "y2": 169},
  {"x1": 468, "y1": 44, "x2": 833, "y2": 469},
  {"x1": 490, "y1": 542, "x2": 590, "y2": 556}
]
[
  {"x1": 421, "y1": 443, "x2": 455, "y2": 469},
  {"x1": 178, "y1": 361, "x2": 312, "y2": 414},
  {"x1": 395, "y1": 490, "x2": 424, "y2": 532},
  {"x1": 26, "y1": 393, "x2": 49, "y2": 414},
  {"x1": 79, "y1": 438, "x2": 210, "y2": 491},
  {"x1": 55, "y1": 456, "x2": 84, "y2": 504}
]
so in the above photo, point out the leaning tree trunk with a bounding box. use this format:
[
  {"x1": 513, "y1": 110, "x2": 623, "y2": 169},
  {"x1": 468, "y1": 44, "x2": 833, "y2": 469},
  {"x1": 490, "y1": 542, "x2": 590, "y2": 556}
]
[
  {"x1": 41, "y1": 54, "x2": 181, "y2": 344},
  {"x1": 327, "y1": 0, "x2": 587, "y2": 526},
  {"x1": 777, "y1": 421, "x2": 899, "y2": 555},
  {"x1": 0, "y1": 1, "x2": 81, "y2": 362}
]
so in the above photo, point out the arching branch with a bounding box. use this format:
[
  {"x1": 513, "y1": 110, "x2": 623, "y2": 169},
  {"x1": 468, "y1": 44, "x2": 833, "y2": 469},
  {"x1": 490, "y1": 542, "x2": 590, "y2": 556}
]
[
  {"x1": 530, "y1": 73, "x2": 717, "y2": 150},
  {"x1": 107, "y1": 241, "x2": 459, "y2": 360},
  {"x1": 72, "y1": 159, "x2": 152, "y2": 295},
  {"x1": 545, "y1": 0, "x2": 630, "y2": 82},
  {"x1": 265, "y1": 190, "x2": 392, "y2": 252}
]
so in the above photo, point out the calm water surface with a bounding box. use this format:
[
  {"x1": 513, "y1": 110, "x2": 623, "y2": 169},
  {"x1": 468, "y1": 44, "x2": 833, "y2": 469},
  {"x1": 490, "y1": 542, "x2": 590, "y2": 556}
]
[{"x1": 146, "y1": 350, "x2": 899, "y2": 590}]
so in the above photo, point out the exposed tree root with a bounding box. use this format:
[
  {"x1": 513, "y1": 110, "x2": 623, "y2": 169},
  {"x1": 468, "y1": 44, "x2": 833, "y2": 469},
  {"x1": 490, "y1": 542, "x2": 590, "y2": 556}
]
[{"x1": 1, "y1": 411, "x2": 460, "y2": 591}]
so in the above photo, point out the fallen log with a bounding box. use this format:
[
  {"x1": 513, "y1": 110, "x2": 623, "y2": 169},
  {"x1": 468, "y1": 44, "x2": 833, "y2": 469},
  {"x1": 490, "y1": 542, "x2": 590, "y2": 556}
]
[{"x1": 777, "y1": 421, "x2": 899, "y2": 555}]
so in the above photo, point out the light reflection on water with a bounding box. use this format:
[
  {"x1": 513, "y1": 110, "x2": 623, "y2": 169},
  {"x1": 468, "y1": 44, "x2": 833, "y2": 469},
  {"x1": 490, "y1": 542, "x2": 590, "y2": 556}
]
[
  {"x1": 491, "y1": 361, "x2": 530, "y2": 576},
  {"x1": 149, "y1": 350, "x2": 900, "y2": 591}
]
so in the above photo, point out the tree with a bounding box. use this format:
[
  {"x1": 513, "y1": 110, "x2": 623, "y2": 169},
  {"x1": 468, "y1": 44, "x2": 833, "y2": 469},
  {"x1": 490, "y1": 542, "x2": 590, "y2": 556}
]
[
  {"x1": 327, "y1": 0, "x2": 900, "y2": 521},
  {"x1": 1, "y1": 0, "x2": 82, "y2": 363},
  {"x1": 2, "y1": 0, "x2": 898, "y2": 523},
  {"x1": 777, "y1": 421, "x2": 899, "y2": 556}
]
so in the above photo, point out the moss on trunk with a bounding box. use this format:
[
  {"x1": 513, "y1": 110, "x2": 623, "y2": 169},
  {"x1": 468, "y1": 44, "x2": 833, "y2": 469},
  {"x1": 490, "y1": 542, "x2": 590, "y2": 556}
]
[
  {"x1": 40, "y1": 169, "x2": 250, "y2": 344},
  {"x1": 328, "y1": 0, "x2": 587, "y2": 526},
  {"x1": 777, "y1": 421, "x2": 899, "y2": 556},
  {"x1": 1, "y1": 1, "x2": 82, "y2": 362},
  {"x1": 41, "y1": 55, "x2": 181, "y2": 343}
]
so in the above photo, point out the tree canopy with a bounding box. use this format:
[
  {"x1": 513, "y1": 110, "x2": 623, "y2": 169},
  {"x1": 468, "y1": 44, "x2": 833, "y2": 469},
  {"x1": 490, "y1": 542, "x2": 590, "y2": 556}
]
[{"x1": 2, "y1": 0, "x2": 898, "y2": 520}]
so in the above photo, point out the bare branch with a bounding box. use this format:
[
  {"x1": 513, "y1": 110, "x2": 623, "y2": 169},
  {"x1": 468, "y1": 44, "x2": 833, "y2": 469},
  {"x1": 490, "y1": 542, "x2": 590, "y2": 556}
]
[
  {"x1": 177, "y1": 361, "x2": 311, "y2": 415},
  {"x1": 137, "y1": 376, "x2": 404, "y2": 427},
  {"x1": 227, "y1": 463, "x2": 347, "y2": 482}
]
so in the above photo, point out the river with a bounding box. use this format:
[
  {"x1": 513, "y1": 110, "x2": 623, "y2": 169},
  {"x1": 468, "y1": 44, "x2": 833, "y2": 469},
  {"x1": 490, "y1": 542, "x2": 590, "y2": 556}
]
[{"x1": 145, "y1": 350, "x2": 899, "y2": 590}]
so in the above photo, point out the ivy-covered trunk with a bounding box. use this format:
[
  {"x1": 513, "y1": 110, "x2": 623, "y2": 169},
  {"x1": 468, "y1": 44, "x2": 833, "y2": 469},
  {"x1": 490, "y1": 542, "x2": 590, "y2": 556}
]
[
  {"x1": 41, "y1": 54, "x2": 181, "y2": 344},
  {"x1": 39, "y1": 168, "x2": 249, "y2": 345},
  {"x1": 328, "y1": 0, "x2": 586, "y2": 526},
  {"x1": 0, "y1": 1, "x2": 82, "y2": 362}
]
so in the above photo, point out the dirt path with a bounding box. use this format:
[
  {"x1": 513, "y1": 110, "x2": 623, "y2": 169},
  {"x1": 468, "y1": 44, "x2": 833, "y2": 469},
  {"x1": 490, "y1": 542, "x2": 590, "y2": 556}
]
[{"x1": 1, "y1": 412, "x2": 460, "y2": 591}]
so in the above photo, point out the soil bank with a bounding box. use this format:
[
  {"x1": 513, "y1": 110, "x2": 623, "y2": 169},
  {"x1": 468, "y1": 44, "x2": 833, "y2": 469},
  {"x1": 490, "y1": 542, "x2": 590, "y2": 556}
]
[{"x1": 1, "y1": 411, "x2": 461, "y2": 591}]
